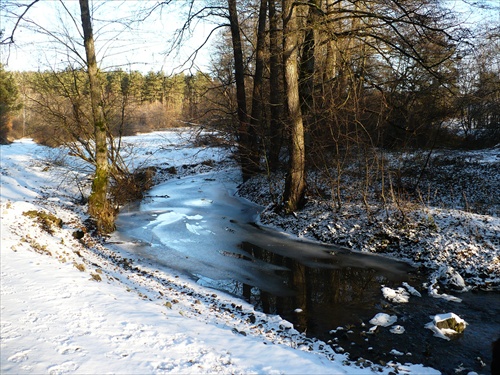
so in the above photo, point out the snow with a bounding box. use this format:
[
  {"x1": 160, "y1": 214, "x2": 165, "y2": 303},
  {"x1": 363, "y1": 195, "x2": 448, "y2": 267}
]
[
  {"x1": 381, "y1": 282, "x2": 423, "y2": 303},
  {"x1": 368, "y1": 313, "x2": 398, "y2": 327},
  {"x1": 427, "y1": 268, "x2": 464, "y2": 302},
  {"x1": 381, "y1": 286, "x2": 410, "y2": 303},
  {"x1": 427, "y1": 284, "x2": 463, "y2": 303},
  {"x1": 1, "y1": 130, "x2": 442, "y2": 374},
  {"x1": 389, "y1": 325, "x2": 406, "y2": 335},
  {"x1": 402, "y1": 282, "x2": 422, "y2": 297}
]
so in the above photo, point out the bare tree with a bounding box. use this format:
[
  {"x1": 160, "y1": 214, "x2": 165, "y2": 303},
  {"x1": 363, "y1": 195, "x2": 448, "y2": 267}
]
[
  {"x1": 282, "y1": 0, "x2": 307, "y2": 213},
  {"x1": 2, "y1": 0, "x2": 137, "y2": 233},
  {"x1": 267, "y1": 0, "x2": 283, "y2": 171},
  {"x1": 79, "y1": 0, "x2": 115, "y2": 233},
  {"x1": 248, "y1": 0, "x2": 268, "y2": 175},
  {"x1": 227, "y1": 0, "x2": 256, "y2": 181}
]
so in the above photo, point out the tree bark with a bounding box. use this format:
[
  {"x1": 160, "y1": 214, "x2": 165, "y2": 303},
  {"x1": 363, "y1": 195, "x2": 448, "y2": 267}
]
[
  {"x1": 299, "y1": 0, "x2": 318, "y2": 128},
  {"x1": 282, "y1": 0, "x2": 306, "y2": 213},
  {"x1": 299, "y1": 1, "x2": 316, "y2": 113},
  {"x1": 79, "y1": 0, "x2": 115, "y2": 233},
  {"x1": 267, "y1": 0, "x2": 283, "y2": 171},
  {"x1": 227, "y1": 0, "x2": 253, "y2": 181},
  {"x1": 248, "y1": 0, "x2": 268, "y2": 173}
]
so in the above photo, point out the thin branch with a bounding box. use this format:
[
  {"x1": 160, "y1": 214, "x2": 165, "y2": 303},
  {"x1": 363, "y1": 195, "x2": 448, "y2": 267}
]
[{"x1": 1, "y1": 0, "x2": 40, "y2": 45}]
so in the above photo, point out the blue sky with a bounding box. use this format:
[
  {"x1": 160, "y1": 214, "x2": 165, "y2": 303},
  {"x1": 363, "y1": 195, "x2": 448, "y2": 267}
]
[
  {"x1": 1, "y1": 1, "x2": 215, "y2": 73},
  {"x1": 1, "y1": 0, "x2": 497, "y2": 73}
]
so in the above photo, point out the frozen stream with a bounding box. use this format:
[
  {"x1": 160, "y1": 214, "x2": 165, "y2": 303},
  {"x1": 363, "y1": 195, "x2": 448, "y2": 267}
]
[
  {"x1": 115, "y1": 169, "x2": 412, "y2": 297},
  {"x1": 114, "y1": 169, "x2": 499, "y2": 374}
]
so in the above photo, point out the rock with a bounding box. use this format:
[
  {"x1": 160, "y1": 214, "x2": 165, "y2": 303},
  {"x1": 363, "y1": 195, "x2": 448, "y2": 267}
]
[
  {"x1": 424, "y1": 312, "x2": 467, "y2": 340},
  {"x1": 73, "y1": 229, "x2": 85, "y2": 239},
  {"x1": 435, "y1": 265, "x2": 467, "y2": 290},
  {"x1": 389, "y1": 349, "x2": 404, "y2": 356},
  {"x1": 448, "y1": 270, "x2": 466, "y2": 289},
  {"x1": 435, "y1": 315, "x2": 466, "y2": 333}
]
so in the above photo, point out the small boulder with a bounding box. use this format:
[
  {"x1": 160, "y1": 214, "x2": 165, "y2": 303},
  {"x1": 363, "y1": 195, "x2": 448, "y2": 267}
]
[{"x1": 425, "y1": 312, "x2": 467, "y2": 340}]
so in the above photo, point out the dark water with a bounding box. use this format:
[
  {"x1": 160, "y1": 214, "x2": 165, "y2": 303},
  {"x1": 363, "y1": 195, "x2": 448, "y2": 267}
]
[
  {"x1": 235, "y1": 238, "x2": 500, "y2": 375},
  {"x1": 115, "y1": 171, "x2": 500, "y2": 375}
]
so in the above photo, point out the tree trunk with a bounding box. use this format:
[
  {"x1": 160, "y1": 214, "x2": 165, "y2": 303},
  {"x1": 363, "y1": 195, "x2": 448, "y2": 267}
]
[
  {"x1": 248, "y1": 0, "x2": 268, "y2": 173},
  {"x1": 299, "y1": 1, "x2": 316, "y2": 117},
  {"x1": 267, "y1": 0, "x2": 283, "y2": 171},
  {"x1": 282, "y1": 0, "x2": 306, "y2": 213},
  {"x1": 79, "y1": 0, "x2": 115, "y2": 233},
  {"x1": 227, "y1": 0, "x2": 253, "y2": 181}
]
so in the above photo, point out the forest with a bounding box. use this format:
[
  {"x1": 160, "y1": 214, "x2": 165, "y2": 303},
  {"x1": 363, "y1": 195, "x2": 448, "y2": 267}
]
[{"x1": 1, "y1": 0, "x2": 499, "y2": 232}]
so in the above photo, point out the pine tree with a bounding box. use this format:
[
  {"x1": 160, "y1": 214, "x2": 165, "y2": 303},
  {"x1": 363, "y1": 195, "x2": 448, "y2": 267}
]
[{"x1": 0, "y1": 64, "x2": 21, "y2": 144}]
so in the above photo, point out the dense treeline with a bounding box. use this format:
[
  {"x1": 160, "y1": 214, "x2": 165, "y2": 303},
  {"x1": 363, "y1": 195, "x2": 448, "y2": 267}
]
[
  {"x1": 201, "y1": 0, "x2": 500, "y2": 212},
  {"x1": 9, "y1": 69, "x2": 220, "y2": 145}
]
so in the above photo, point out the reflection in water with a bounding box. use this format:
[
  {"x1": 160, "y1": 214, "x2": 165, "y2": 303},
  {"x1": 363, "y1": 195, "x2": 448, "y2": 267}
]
[
  {"x1": 231, "y1": 241, "x2": 499, "y2": 374},
  {"x1": 237, "y1": 241, "x2": 411, "y2": 334}
]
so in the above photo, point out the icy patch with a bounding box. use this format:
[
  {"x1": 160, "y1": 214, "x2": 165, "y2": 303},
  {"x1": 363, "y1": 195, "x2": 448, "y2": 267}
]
[
  {"x1": 428, "y1": 290, "x2": 462, "y2": 303},
  {"x1": 186, "y1": 214, "x2": 203, "y2": 220},
  {"x1": 153, "y1": 211, "x2": 185, "y2": 226},
  {"x1": 185, "y1": 222, "x2": 214, "y2": 236},
  {"x1": 369, "y1": 313, "x2": 397, "y2": 327},
  {"x1": 186, "y1": 198, "x2": 213, "y2": 207},
  {"x1": 186, "y1": 223, "x2": 202, "y2": 235},
  {"x1": 424, "y1": 312, "x2": 467, "y2": 341}
]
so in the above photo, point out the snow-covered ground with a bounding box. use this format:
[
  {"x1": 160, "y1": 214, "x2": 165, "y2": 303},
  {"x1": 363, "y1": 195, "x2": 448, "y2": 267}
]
[{"x1": 1, "y1": 130, "x2": 442, "y2": 374}]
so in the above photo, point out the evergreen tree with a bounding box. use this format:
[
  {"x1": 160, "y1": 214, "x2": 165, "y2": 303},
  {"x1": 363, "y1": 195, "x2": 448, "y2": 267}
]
[{"x1": 0, "y1": 64, "x2": 21, "y2": 144}]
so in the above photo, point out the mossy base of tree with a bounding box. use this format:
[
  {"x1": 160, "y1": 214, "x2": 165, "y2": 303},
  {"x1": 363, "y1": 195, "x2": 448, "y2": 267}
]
[
  {"x1": 88, "y1": 170, "x2": 116, "y2": 234},
  {"x1": 88, "y1": 200, "x2": 116, "y2": 234}
]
